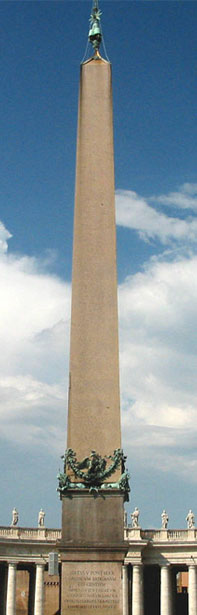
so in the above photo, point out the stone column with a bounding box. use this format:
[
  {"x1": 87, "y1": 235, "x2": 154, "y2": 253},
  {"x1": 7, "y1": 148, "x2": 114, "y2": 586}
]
[
  {"x1": 132, "y1": 564, "x2": 144, "y2": 615},
  {"x1": 34, "y1": 564, "x2": 45, "y2": 615},
  {"x1": 188, "y1": 565, "x2": 197, "y2": 615},
  {"x1": 160, "y1": 565, "x2": 172, "y2": 615},
  {"x1": 6, "y1": 563, "x2": 17, "y2": 615},
  {"x1": 123, "y1": 565, "x2": 129, "y2": 615}
]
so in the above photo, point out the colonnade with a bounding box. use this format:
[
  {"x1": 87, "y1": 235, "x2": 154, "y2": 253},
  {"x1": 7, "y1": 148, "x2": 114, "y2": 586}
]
[
  {"x1": 3, "y1": 559, "x2": 197, "y2": 615},
  {"x1": 122, "y1": 562, "x2": 197, "y2": 615},
  {"x1": 5, "y1": 562, "x2": 45, "y2": 615}
]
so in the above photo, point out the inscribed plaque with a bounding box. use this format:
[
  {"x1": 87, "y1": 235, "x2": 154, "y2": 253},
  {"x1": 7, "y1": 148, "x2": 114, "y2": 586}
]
[{"x1": 61, "y1": 561, "x2": 122, "y2": 615}]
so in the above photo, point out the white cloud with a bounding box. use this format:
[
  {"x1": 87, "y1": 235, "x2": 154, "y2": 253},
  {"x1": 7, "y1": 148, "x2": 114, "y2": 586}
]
[
  {"x1": 155, "y1": 182, "x2": 197, "y2": 210},
  {"x1": 0, "y1": 221, "x2": 12, "y2": 254},
  {"x1": 0, "y1": 228, "x2": 70, "y2": 452},
  {"x1": 119, "y1": 253, "x2": 197, "y2": 479},
  {"x1": 116, "y1": 185, "x2": 197, "y2": 244}
]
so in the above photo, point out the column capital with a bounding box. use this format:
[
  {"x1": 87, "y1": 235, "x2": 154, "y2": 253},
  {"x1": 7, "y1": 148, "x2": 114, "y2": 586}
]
[
  {"x1": 7, "y1": 562, "x2": 17, "y2": 567},
  {"x1": 126, "y1": 559, "x2": 143, "y2": 566},
  {"x1": 133, "y1": 563, "x2": 144, "y2": 569},
  {"x1": 34, "y1": 560, "x2": 46, "y2": 569},
  {"x1": 160, "y1": 562, "x2": 171, "y2": 568}
]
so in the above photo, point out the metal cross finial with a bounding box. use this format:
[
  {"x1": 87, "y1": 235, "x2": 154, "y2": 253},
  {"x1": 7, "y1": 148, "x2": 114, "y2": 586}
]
[{"x1": 88, "y1": 0, "x2": 102, "y2": 53}]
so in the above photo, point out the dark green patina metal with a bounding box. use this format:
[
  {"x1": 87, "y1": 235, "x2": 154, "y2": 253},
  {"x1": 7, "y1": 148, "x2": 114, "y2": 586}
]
[
  {"x1": 88, "y1": 0, "x2": 102, "y2": 52},
  {"x1": 57, "y1": 448, "x2": 130, "y2": 501}
]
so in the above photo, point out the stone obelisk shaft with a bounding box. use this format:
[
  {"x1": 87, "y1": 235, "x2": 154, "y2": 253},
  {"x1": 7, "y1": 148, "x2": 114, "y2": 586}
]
[{"x1": 67, "y1": 57, "x2": 121, "y2": 463}]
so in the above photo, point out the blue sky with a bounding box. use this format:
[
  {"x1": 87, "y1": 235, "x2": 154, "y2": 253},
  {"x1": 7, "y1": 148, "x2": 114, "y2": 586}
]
[{"x1": 1, "y1": 0, "x2": 197, "y2": 529}]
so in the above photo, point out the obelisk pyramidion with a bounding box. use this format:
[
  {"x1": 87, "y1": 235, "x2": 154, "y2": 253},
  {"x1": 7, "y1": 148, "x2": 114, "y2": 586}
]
[{"x1": 58, "y1": 3, "x2": 130, "y2": 614}]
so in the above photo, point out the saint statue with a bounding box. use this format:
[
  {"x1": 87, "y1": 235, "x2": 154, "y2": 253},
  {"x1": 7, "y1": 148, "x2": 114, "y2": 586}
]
[
  {"x1": 186, "y1": 509, "x2": 195, "y2": 529},
  {"x1": 11, "y1": 507, "x2": 18, "y2": 526},
  {"x1": 161, "y1": 509, "x2": 169, "y2": 529},
  {"x1": 131, "y1": 507, "x2": 140, "y2": 528},
  {"x1": 38, "y1": 508, "x2": 45, "y2": 528}
]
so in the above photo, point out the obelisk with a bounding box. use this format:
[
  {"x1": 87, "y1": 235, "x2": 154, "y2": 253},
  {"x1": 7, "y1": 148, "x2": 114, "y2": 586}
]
[
  {"x1": 67, "y1": 21, "x2": 121, "y2": 471},
  {"x1": 59, "y1": 3, "x2": 129, "y2": 614}
]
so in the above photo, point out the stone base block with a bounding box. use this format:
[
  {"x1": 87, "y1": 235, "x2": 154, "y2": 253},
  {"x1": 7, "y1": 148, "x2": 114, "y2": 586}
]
[
  {"x1": 61, "y1": 560, "x2": 123, "y2": 615},
  {"x1": 61, "y1": 490, "x2": 124, "y2": 546}
]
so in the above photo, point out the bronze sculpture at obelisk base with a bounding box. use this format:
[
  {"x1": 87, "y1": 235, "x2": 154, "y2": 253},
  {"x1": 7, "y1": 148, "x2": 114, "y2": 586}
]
[{"x1": 58, "y1": 2, "x2": 130, "y2": 613}]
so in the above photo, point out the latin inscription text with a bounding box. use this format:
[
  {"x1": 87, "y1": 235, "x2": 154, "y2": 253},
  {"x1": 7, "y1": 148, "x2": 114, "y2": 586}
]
[{"x1": 64, "y1": 567, "x2": 120, "y2": 610}]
